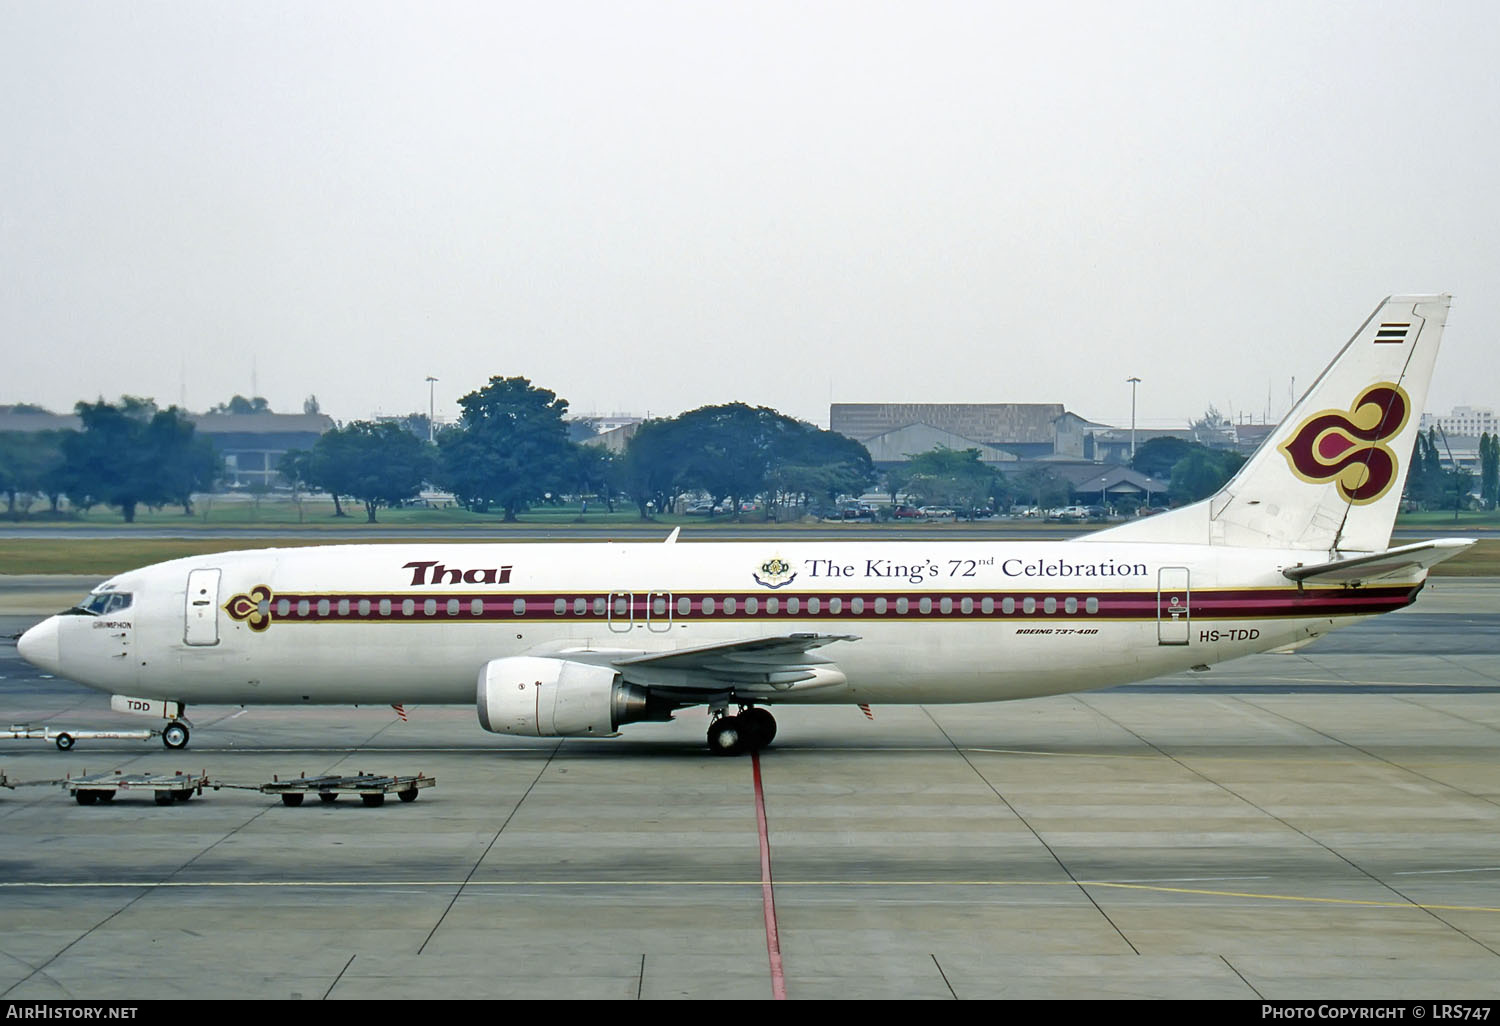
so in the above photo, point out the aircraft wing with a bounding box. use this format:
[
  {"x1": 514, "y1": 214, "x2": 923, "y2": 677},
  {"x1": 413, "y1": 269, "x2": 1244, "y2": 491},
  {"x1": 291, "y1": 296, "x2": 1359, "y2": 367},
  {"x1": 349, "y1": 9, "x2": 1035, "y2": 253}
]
[
  {"x1": 1281, "y1": 538, "x2": 1475, "y2": 585},
  {"x1": 612, "y1": 633, "x2": 860, "y2": 694}
]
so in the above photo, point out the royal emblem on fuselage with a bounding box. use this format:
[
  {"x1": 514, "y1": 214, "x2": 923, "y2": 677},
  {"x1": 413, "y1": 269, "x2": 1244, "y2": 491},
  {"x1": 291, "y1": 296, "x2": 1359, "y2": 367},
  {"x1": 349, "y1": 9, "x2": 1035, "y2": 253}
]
[
  {"x1": 1278, "y1": 382, "x2": 1410, "y2": 504},
  {"x1": 224, "y1": 585, "x2": 273, "y2": 632},
  {"x1": 753, "y1": 556, "x2": 797, "y2": 589}
]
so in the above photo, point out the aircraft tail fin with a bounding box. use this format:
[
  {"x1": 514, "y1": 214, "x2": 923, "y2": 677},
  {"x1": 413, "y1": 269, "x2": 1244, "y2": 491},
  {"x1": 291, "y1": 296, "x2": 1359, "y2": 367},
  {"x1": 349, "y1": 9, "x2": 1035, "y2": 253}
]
[{"x1": 1087, "y1": 295, "x2": 1451, "y2": 553}]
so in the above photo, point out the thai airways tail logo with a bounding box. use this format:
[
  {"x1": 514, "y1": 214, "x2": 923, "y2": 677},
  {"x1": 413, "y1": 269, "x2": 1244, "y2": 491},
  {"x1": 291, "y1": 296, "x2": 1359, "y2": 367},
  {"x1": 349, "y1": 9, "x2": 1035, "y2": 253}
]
[{"x1": 1278, "y1": 383, "x2": 1410, "y2": 504}]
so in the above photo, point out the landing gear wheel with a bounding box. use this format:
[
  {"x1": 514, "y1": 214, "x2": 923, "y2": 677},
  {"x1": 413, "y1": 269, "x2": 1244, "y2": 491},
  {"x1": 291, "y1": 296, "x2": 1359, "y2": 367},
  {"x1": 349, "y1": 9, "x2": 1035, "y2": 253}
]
[
  {"x1": 742, "y1": 708, "x2": 777, "y2": 749},
  {"x1": 162, "y1": 722, "x2": 189, "y2": 750},
  {"x1": 707, "y1": 716, "x2": 747, "y2": 756},
  {"x1": 55, "y1": 733, "x2": 74, "y2": 751}
]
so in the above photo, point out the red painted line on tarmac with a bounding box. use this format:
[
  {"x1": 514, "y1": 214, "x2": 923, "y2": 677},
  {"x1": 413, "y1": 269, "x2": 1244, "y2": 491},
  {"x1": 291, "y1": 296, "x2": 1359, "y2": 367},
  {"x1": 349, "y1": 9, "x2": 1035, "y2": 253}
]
[{"x1": 752, "y1": 750, "x2": 787, "y2": 1000}]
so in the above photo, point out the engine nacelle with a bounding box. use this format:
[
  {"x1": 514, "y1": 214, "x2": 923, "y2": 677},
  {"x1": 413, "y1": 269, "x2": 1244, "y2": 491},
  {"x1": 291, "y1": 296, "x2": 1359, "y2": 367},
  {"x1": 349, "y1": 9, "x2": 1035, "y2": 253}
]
[{"x1": 477, "y1": 656, "x2": 654, "y2": 737}]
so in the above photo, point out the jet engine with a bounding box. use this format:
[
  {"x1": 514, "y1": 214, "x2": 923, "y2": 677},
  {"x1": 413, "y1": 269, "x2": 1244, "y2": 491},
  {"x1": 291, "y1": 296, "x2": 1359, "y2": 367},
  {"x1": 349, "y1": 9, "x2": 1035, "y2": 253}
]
[{"x1": 477, "y1": 656, "x2": 663, "y2": 737}]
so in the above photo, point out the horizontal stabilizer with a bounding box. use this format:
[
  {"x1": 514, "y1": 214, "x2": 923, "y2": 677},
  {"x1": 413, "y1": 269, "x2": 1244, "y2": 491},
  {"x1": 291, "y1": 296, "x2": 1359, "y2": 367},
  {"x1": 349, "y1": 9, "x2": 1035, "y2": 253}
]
[{"x1": 1281, "y1": 538, "x2": 1474, "y2": 585}]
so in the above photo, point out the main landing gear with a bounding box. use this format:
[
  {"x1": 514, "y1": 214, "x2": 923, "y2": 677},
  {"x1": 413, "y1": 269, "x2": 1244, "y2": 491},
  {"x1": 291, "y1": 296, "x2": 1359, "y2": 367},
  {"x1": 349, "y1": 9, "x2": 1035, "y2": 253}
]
[{"x1": 706, "y1": 707, "x2": 777, "y2": 756}]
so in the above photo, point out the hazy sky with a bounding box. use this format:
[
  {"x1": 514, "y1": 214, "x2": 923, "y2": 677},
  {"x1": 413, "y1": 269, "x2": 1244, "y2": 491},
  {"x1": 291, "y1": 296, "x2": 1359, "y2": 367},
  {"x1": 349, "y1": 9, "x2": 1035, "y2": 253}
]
[{"x1": 4, "y1": 1, "x2": 1497, "y2": 431}]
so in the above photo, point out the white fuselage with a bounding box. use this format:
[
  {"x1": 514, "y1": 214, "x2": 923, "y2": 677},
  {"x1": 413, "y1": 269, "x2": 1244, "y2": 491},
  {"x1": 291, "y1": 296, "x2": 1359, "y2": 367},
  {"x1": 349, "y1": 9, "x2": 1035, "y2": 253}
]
[{"x1": 28, "y1": 539, "x2": 1420, "y2": 708}]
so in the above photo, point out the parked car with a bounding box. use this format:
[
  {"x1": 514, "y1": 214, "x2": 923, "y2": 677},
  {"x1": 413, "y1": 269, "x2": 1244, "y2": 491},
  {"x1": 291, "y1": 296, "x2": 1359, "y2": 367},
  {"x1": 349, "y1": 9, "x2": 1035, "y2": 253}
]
[
  {"x1": 893, "y1": 505, "x2": 924, "y2": 519},
  {"x1": 918, "y1": 506, "x2": 956, "y2": 518}
]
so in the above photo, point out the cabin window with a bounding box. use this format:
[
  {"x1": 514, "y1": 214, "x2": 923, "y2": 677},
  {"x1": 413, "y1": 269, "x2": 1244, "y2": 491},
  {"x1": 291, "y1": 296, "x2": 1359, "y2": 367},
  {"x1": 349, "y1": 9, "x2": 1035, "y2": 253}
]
[
  {"x1": 358, "y1": 599, "x2": 371, "y2": 617},
  {"x1": 594, "y1": 597, "x2": 607, "y2": 616},
  {"x1": 317, "y1": 599, "x2": 330, "y2": 617},
  {"x1": 337, "y1": 599, "x2": 350, "y2": 616},
  {"x1": 807, "y1": 597, "x2": 820, "y2": 615},
  {"x1": 981, "y1": 597, "x2": 994, "y2": 614},
  {"x1": 787, "y1": 597, "x2": 801, "y2": 615},
  {"x1": 874, "y1": 597, "x2": 887, "y2": 615},
  {"x1": 767, "y1": 597, "x2": 780, "y2": 614},
  {"x1": 746, "y1": 597, "x2": 759, "y2": 615},
  {"x1": 554, "y1": 598, "x2": 567, "y2": 615},
  {"x1": 278, "y1": 599, "x2": 291, "y2": 617},
  {"x1": 1085, "y1": 597, "x2": 1099, "y2": 614},
  {"x1": 829, "y1": 597, "x2": 842, "y2": 615},
  {"x1": 379, "y1": 599, "x2": 392, "y2": 617},
  {"x1": 851, "y1": 597, "x2": 864, "y2": 614},
  {"x1": 1022, "y1": 597, "x2": 1037, "y2": 614},
  {"x1": 471, "y1": 598, "x2": 484, "y2": 616},
  {"x1": 297, "y1": 600, "x2": 310, "y2": 617},
  {"x1": 654, "y1": 595, "x2": 669, "y2": 615},
  {"x1": 919, "y1": 597, "x2": 933, "y2": 614},
  {"x1": 678, "y1": 596, "x2": 691, "y2": 616},
  {"x1": 896, "y1": 597, "x2": 909, "y2": 615},
  {"x1": 961, "y1": 597, "x2": 974, "y2": 614},
  {"x1": 1064, "y1": 597, "x2": 1078, "y2": 615},
  {"x1": 423, "y1": 599, "x2": 436, "y2": 616},
  {"x1": 613, "y1": 596, "x2": 628, "y2": 616},
  {"x1": 723, "y1": 597, "x2": 737, "y2": 615},
  {"x1": 448, "y1": 599, "x2": 461, "y2": 616},
  {"x1": 941, "y1": 597, "x2": 954, "y2": 615},
  {"x1": 1043, "y1": 597, "x2": 1057, "y2": 615},
  {"x1": 700, "y1": 597, "x2": 715, "y2": 615},
  {"x1": 402, "y1": 599, "x2": 415, "y2": 617},
  {"x1": 512, "y1": 598, "x2": 526, "y2": 616}
]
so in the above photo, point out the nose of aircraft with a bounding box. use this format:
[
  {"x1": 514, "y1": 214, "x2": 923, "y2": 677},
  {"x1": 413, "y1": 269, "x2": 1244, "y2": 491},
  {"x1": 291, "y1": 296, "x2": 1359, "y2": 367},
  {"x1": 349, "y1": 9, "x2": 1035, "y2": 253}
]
[{"x1": 17, "y1": 616, "x2": 62, "y2": 675}]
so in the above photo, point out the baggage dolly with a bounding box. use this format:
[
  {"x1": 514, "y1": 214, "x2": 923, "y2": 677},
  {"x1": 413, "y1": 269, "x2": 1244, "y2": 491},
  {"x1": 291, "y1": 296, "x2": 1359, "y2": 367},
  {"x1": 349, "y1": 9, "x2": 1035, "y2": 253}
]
[
  {"x1": 62, "y1": 770, "x2": 208, "y2": 806},
  {"x1": 259, "y1": 772, "x2": 435, "y2": 807}
]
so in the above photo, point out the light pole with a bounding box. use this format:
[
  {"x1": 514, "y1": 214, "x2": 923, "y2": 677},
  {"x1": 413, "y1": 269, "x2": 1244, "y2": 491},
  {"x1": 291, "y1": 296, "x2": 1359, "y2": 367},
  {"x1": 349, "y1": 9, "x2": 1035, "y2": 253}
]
[
  {"x1": 425, "y1": 376, "x2": 438, "y2": 443},
  {"x1": 1127, "y1": 377, "x2": 1141, "y2": 463}
]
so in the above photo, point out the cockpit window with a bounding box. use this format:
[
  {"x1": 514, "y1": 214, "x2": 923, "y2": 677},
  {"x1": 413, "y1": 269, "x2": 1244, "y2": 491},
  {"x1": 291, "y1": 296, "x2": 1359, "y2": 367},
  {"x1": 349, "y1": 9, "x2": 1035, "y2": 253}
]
[{"x1": 69, "y1": 592, "x2": 133, "y2": 616}]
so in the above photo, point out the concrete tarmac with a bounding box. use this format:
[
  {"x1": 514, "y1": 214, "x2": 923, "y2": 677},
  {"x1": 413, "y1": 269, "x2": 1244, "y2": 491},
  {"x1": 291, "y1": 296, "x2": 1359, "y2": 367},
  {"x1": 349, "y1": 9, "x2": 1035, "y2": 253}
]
[{"x1": 0, "y1": 579, "x2": 1497, "y2": 1000}]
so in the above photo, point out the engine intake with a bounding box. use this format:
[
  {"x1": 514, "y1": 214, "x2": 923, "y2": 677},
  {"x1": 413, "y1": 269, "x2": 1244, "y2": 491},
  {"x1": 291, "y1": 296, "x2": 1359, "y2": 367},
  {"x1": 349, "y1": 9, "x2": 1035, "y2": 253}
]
[{"x1": 477, "y1": 656, "x2": 660, "y2": 737}]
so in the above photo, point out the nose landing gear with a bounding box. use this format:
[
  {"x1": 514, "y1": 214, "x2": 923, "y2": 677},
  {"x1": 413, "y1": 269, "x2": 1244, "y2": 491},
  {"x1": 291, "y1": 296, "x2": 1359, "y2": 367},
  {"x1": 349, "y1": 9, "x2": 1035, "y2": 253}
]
[
  {"x1": 706, "y1": 707, "x2": 777, "y2": 756},
  {"x1": 162, "y1": 720, "x2": 190, "y2": 750}
]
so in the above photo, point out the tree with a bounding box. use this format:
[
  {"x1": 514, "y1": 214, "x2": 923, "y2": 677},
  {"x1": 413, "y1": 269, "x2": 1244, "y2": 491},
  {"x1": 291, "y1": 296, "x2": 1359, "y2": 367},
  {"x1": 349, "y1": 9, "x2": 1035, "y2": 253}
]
[
  {"x1": 147, "y1": 408, "x2": 222, "y2": 514},
  {"x1": 620, "y1": 417, "x2": 691, "y2": 519},
  {"x1": 767, "y1": 424, "x2": 876, "y2": 517},
  {"x1": 209, "y1": 395, "x2": 272, "y2": 415},
  {"x1": 306, "y1": 421, "x2": 430, "y2": 522},
  {"x1": 1010, "y1": 464, "x2": 1070, "y2": 511},
  {"x1": 1131, "y1": 437, "x2": 1196, "y2": 478},
  {"x1": 896, "y1": 447, "x2": 999, "y2": 515},
  {"x1": 0, "y1": 430, "x2": 66, "y2": 517},
  {"x1": 1480, "y1": 432, "x2": 1499, "y2": 511},
  {"x1": 60, "y1": 398, "x2": 175, "y2": 522},
  {"x1": 1168, "y1": 447, "x2": 1246, "y2": 504},
  {"x1": 436, "y1": 376, "x2": 574, "y2": 521},
  {"x1": 571, "y1": 444, "x2": 618, "y2": 513}
]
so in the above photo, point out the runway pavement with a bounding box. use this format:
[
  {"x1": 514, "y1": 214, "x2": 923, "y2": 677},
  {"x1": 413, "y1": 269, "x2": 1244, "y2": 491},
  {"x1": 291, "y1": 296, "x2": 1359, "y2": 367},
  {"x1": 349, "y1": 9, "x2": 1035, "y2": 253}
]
[{"x1": 0, "y1": 579, "x2": 1497, "y2": 1000}]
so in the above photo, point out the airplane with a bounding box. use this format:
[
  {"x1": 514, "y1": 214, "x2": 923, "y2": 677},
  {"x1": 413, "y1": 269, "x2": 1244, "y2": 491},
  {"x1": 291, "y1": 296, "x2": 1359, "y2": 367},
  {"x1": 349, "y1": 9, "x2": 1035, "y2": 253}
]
[{"x1": 16, "y1": 295, "x2": 1474, "y2": 755}]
